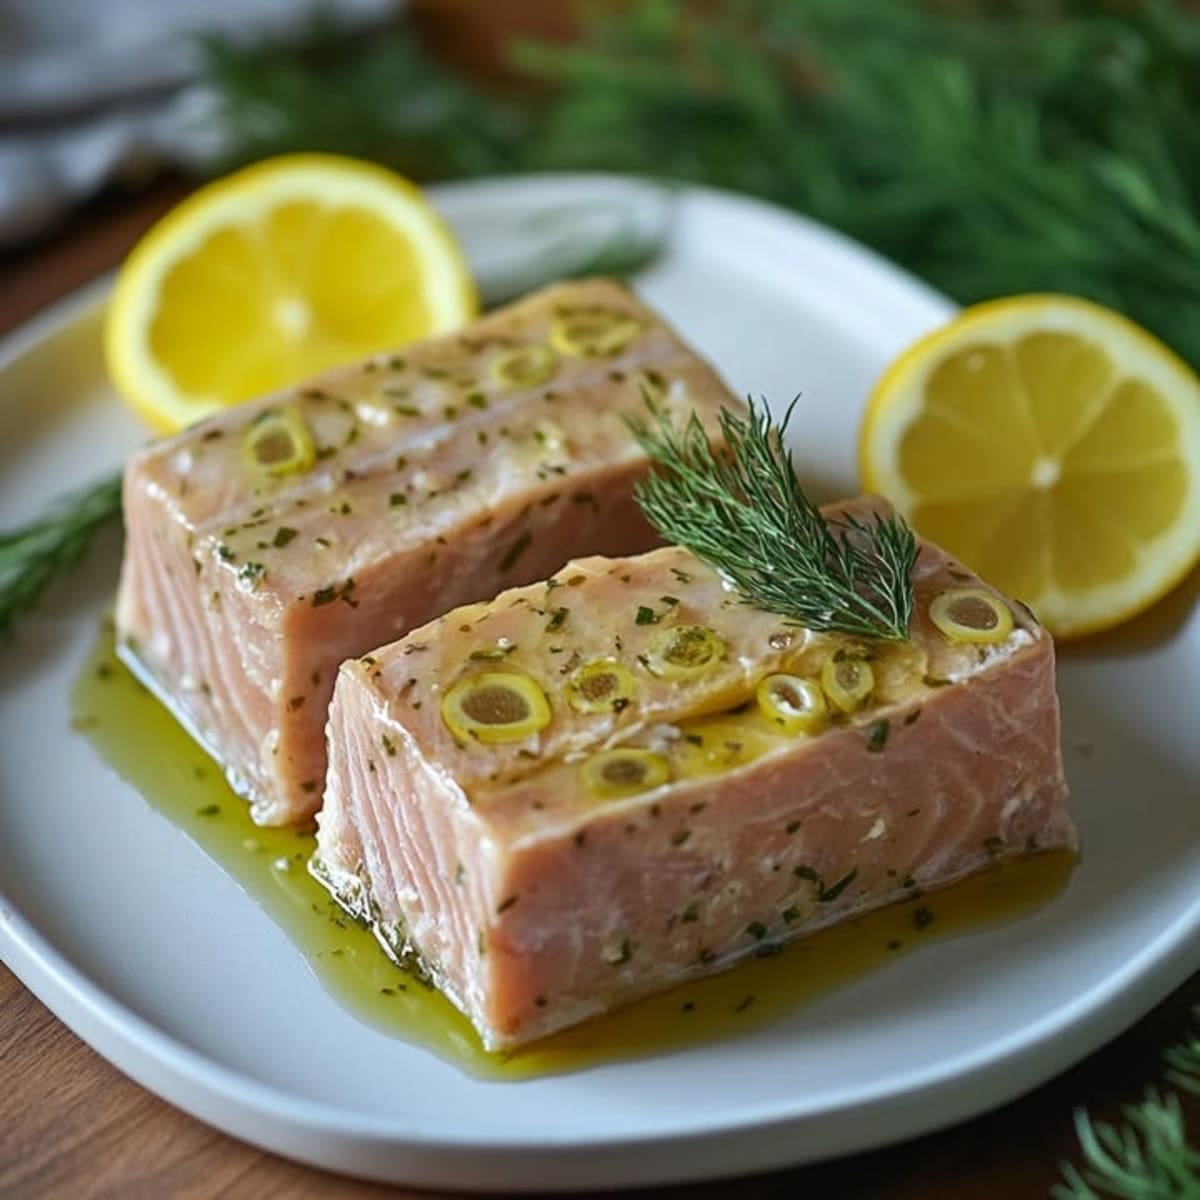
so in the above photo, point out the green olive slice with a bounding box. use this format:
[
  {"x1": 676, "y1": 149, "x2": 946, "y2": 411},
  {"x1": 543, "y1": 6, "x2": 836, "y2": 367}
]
[
  {"x1": 241, "y1": 405, "x2": 316, "y2": 477},
  {"x1": 441, "y1": 672, "x2": 551, "y2": 744},
  {"x1": 581, "y1": 748, "x2": 670, "y2": 799},
  {"x1": 821, "y1": 656, "x2": 875, "y2": 713},
  {"x1": 566, "y1": 659, "x2": 639, "y2": 714},
  {"x1": 645, "y1": 625, "x2": 725, "y2": 679},
  {"x1": 756, "y1": 673, "x2": 828, "y2": 734},
  {"x1": 929, "y1": 587, "x2": 1014, "y2": 644}
]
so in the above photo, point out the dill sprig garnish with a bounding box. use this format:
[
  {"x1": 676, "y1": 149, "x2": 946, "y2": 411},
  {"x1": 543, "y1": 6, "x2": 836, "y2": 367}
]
[
  {"x1": 627, "y1": 398, "x2": 917, "y2": 641},
  {"x1": 0, "y1": 473, "x2": 122, "y2": 640}
]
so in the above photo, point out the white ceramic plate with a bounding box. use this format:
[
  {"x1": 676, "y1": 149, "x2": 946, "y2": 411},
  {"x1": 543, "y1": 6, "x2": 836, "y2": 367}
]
[{"x1": 1, "y1": 176, "x2": 1197, "y2": 1192}]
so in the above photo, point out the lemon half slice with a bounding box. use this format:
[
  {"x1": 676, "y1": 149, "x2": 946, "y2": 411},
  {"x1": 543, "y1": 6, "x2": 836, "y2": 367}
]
[
  {"x1": 105, "y1": 154, "x2": 477, "y2": 432},
  {"x1": 860, "y1": 295, "x2": 1200, "y2": 638}
]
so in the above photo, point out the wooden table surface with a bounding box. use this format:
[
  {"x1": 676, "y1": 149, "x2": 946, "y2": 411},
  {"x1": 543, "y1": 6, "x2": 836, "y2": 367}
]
[{"x1": 1, "y1": 6, "x2": 1197, "y2": 1197}]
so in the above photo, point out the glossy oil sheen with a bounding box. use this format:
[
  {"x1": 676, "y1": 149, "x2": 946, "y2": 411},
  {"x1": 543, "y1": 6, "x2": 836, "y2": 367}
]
[{"x1": 73, "y1": 622, "x2": 1075, "y2": 1079}]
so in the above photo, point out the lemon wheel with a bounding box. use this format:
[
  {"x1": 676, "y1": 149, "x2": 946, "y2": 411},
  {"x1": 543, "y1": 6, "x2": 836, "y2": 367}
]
[
  {"x1": 860, "y1": 295, "x2": 1200, "y2": 638},
  {"x1": 105, "y1": 154, "x2": 477, "y2": 433}
]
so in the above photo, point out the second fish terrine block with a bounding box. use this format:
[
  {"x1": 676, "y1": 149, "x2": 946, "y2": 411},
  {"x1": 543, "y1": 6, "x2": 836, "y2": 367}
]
[
  {"x1": 115, "y1": 279, "x2": 739, "y2": 823},
  {"x1": 313, "y1": 497, "x2": 1075, "y2": 1050}
]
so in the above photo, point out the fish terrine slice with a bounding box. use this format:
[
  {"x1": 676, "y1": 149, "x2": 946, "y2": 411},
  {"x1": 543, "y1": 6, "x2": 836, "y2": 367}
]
[
  {"x1": 313, "y1": 497, "x2": 1075, "y2": 1050},
  {"x1": 115, "y1": 279, "x2": 740, "y2": 824}
]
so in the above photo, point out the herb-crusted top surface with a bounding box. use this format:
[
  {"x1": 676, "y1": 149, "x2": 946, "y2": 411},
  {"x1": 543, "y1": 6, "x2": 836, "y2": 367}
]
[
  {"x1": 123, "y1": 279, "x2": 737, "y2": 601},
  {"x1": 344, "y1": 496, "x2": 1044, "y2": 826}
]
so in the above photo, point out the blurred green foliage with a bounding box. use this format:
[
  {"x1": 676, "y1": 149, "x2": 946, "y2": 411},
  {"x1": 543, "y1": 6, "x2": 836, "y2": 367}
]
[{"x1": 201, "y1": 0, "x2": 1200, "y2": 369}]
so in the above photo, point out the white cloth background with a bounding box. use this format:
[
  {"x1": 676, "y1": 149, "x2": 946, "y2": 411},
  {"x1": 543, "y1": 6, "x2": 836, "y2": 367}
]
[{"x1": 0, "y1": 0, "x2": 399, "y2": 246}]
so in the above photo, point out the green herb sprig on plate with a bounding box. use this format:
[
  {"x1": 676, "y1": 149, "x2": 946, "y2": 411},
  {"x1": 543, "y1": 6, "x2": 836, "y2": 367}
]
[
  {"x1": 627, "y1": 398, "x2": 917, "y2": 641},
  {"x1": 0, "y1": 473, "x2": 123, "y2": 640}
]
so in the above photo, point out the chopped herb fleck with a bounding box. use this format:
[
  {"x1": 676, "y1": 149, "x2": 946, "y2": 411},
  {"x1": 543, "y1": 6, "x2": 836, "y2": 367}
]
[
  {"x1": 819, "y1": 869, "x2": 858, "y2": 903},
  {"x1": 312, "y1": 586, "x2": 337, "y2": 607},
  {"x1": 913, "y1": 906, "x2": 934, "y2": 931},
  {"x1": 497, "y1": 894, "x2": 519, "y2": 914},
  {"x1": 469, "y1": 644, "x2": 516, "y2": 661},
  {"x1": 611, "y1": 937, "x2": 635, "y2": 965},
  {"x1": 238, "y1": 561, "x2": 266, "y2": 588},
  {"x1": 389, "y1": 493, "x2": 407, "y2": 508},
  {"x1": 546, "y1": 606, "x2": 569, "y2": 632},
  {"x1": 500, "y1": 531, "x2": 532, "y2": 572},
  {"x1": 635, "y1": 605, "x2": 659, "y2": 625},
  {"x1": 195, "y1": 804, "x2": 220, "y2": 817},
  {"x1": 866, "y1": 720, "x2": 890, "y2": 753},
  {"x1": 746, "y1": 921, "x2": 767, "y2": 940}
]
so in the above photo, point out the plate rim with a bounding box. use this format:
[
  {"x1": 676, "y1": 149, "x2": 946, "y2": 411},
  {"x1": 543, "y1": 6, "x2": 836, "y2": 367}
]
[{"x1": 2, "y1": 170, "x2": 1197, "y2": 1190}]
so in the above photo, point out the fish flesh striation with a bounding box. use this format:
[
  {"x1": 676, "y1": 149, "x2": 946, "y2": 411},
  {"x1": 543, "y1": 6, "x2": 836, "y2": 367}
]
[
  {"x1": 115, "y1": 280, "x2": 740, "y2": 823},
  {"x1": 313, "y1": 498, "x2": 1075, "y2": 1049}
]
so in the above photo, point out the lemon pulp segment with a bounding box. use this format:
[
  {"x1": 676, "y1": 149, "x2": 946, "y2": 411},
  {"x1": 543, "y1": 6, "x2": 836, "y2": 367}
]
[{"x1": 860, "y1": 295, "x2": 1200, "y2": 637}]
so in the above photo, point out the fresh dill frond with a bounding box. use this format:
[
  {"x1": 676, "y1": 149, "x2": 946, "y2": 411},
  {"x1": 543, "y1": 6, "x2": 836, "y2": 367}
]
[
  {"x1": 627, "y1": 398, "x2": 917, "y2": 641},
  {"x1": 196, "y1": 19, "x2": 524, "y2": 178},
  {"x1": 1054, "y1": 1010, "x2": 1200, "y2": 1200},
  {"x1": 198, "y1": 1, "x2": 1200, "y2": 377},
  {"x1": 0, "y1": 473, "x2": 123, "y2": 640}
]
